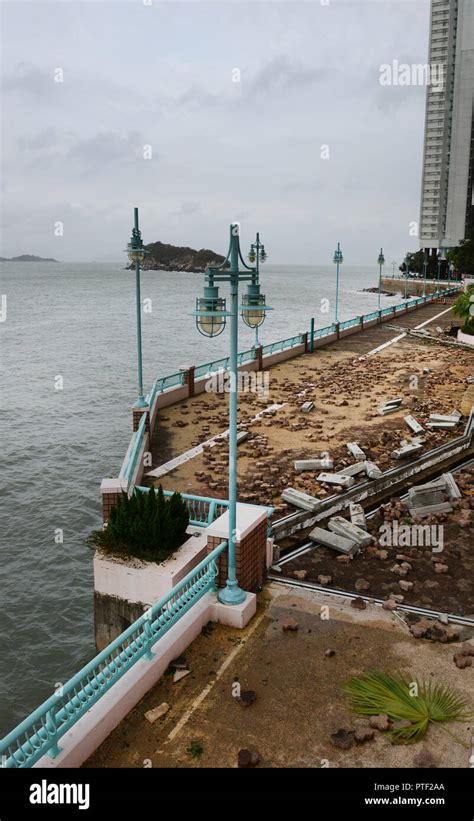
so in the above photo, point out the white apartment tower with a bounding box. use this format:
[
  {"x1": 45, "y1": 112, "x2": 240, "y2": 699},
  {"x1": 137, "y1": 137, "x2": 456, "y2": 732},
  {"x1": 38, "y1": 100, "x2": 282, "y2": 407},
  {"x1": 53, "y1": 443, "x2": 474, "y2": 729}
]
[{"x1": 419, "y1": 0, "x2": 474, "y2": 254}]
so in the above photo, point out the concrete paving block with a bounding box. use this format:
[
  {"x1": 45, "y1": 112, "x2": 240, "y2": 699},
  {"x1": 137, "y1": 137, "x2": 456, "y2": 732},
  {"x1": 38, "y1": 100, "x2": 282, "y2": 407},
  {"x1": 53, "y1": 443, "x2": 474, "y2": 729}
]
[
  {"x1": 236, "y1": 431, "x2": 249, "y2": 444},
  {"x1": 391, "y1": 443, "x2": 423, "y2": 459},
  {"x1": 349, "y1": 502, "x2": 367, "y2": 530},
  {"x1": 364, "y1": 461, "x2": 383, "y2": 479},
  {"x1": 409, "y1": 502, "x2": 453, "y2": 518},
  {"x1": 294, "y1": 458, "x2": 334, "y2": 472},
  {"x1": 408, "y1": 489, "x2": 447, "y2": 508},
  {"x1": 328, "y1": 516, "x2": 373, "y2": 547},
  {"x1": 429, "y1": 414, "x2": 460, "y2": 424},
  {"x1": 426, "y1": 420, "x2": 458, "y2": 430},
  {"x1": 281, "y1": 488, "x2": 320, "y2": 512},
  {"x1": 441, "y1": 472, "x2": 462, "y2": 500},
  {"x1": 404, "y1": 415, "x2": 424, "y2": 434},
  {"x1": 339, "y1": 462, "x2": 368, "y2": 478},
  {"x1": 408, "y1": 481, "x2": 447, "y2": 501},
  {"x1": 308, "y1": 526, "x2": 359, "y2": 556},
  {"x1": 346, "y1": 442, "x2": 366, "y2": 461},
  {"x1": 378, "y1": 404, "x2": 401, "y2": 416},
  {"x1": 316, "y1": 472, "x2": 355, "y2": 488}
]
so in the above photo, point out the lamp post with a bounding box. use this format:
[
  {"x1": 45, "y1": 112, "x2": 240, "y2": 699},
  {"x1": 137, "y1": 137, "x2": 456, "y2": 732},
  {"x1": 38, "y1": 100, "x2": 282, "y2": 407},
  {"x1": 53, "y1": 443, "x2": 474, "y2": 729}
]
[
  {"x1": 333, "y1": 242, "x2": 343, "y2": 323},
  {"x1": 192, "y1": 224, "x2": 272, "y2": 606},
  {"x1": 246, "y1": 232, "x2": 267, "y2": 347},
  {"x1": 377, "y1": 248, "x2": 385, "y2": 311},
  {"x1": 404, "y1": 253, "x2": 410, "y2": 300},
  {"x1": 422, "y1": 252, "x2": 428, "y2": 297},
  {"x1": 437, "y1": 250, "x2": 442, "y2": 287},
  {"x1": 126, "y1": 207, "x2": 147, "y2": 408}
]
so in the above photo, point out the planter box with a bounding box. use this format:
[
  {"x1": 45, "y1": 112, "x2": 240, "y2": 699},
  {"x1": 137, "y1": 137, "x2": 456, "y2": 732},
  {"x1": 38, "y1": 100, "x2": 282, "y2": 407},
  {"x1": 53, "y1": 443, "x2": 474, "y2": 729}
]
[
  {"x1": 458, "y1": 329, "x2": 474, "y2": 346},
  {"x1": 93, "y1": 526, "x2": 208, "y2": 650}
]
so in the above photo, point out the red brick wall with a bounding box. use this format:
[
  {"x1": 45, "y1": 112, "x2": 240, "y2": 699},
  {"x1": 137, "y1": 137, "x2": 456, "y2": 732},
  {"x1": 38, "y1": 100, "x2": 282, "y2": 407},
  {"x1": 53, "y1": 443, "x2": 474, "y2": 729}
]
[
  {"x1": 132, "y1": 408, "x2": 150, "y2": 433},
  {"x1": 207, "y1": 518, "x2": 267, "y2": 592}
]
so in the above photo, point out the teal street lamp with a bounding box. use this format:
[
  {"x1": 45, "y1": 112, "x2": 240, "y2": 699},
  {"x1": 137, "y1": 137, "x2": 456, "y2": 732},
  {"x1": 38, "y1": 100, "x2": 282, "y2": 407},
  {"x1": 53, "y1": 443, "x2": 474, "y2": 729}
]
[
  {"x1": 422, "y1": 252, "x2": 428, "y2": 297},
  {"x1": 333, "y1": 242, "x2": 343, "y2": 323},
  {"x1": 126, "y1": 207, "x2": 147, "y2": 408},
  {"x1": 437, "y1": 249, "x2": 443, "y2": 285},
  {"x1": 192, "y1": 224, "x2": 272, "y2": 606},
  {"x1": 245, "y1": 232, "x2": 268, "y2": 347},
  {"x1": 404, "y1": 253, "x2": 410, "y2": 300},
  {"x1": 377, "y1": 247, "x2": 385, "y2": 310}
]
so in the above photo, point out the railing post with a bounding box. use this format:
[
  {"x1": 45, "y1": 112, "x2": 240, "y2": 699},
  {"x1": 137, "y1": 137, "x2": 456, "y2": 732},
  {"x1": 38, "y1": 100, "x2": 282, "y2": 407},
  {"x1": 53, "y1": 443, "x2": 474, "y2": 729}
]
[
  {"x1": 378, "y1": 309, "x2": 382, "y2": 325},
  {"x1": 335, "y1": 321, "x2": 340, "y2": 340},
  {"x1": 256, "y1": 345, "x2": 263, "y2": 371},
  {"x1": 309, "y1": 318, "x2": 314, "y2": 353},
  {"x1": 359, "y1": 315, "x2": 364, "y2": 331},
  {"x1": 185, "y1": 366, "x2": 195, "y2": 398},
  {"x1": 303, "y1": 331, "x2": 308, "y2": 352}
]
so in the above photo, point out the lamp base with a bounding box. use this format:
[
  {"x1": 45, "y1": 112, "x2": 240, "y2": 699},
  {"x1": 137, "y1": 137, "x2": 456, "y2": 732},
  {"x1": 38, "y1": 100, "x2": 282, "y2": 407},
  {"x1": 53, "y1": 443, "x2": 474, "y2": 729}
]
[
  {"x1": 134, "y1": 395, "x2": 148, "y2": 409},
  {"x1": 217, "y1": 580, "x2": 247, "y2": 606}
]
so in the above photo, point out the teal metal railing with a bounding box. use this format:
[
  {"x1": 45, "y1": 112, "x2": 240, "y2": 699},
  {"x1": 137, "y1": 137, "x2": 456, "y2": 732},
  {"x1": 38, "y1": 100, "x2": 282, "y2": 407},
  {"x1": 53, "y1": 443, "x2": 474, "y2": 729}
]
[
  {"x1": 339, "y1": 317, "x2": 360, "y2": 330},
  {"x1": 136, "y1": 487, "x2": 230, "y2": 526},
  {"x1": 0, "y1": 540, "x2": 227, "y2": 768},
  {"x1": 262, "y1": 333, "x2": 304, "y2": 356},
  {"x1": 121, "y1": 412, "x2": 147, "y2": 485}
]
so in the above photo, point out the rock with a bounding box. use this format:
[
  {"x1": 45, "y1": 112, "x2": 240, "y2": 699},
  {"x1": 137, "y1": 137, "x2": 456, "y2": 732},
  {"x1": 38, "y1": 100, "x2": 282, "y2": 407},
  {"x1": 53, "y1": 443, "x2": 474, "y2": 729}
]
[
  {"x1": 351, "y1": 597, "x2": 367, "y2": 610},
  {"x1": 144, "y1": 702, "x2": 170, "y2": 724},
  {"x1": 399, "y1": 580, "x2": 413, "y2": 591},
  {"x1": 382, "y1": 599, "x2": 397, "y2": 611},
  {"x1": 410, "y1": 623, "x2": 430, "y2": 639},
  {"x1": 237, "y1": 749, "x2": 260, "y2": 768},
  {"x1": 354, "y1": 722, "x2": 375, "y2": 743},
  {"x1": 330, "y1": 729, "x2": 354, "y2": 750},
  {"x1": 324, "y1": 649, "x2": 336, "y2": 657},
  {"x1": 369, "y1": 714, "x2": 390, "y2": 732},
  {"x1": 173, "y1": 669, "x2": 191, "y2": 683},
  {"x1": 413, "y1": 750, "x2": 437, "y2": 768},
  {"x1": 336, "y1": 555, "x2": 352, "y2": 564},
  {"x1": 355, "y1": 578, "x2": 370, "y2": 592},
  {"x1": 282, "y1": 618, "x2": 299, "y2": 632},
  {"x1": 392, "y1": 719, "x2": 412, "y2": 730},
  {"x1": 454, "y1": 653, "x2": 472, "y2": 669},
  {"x1": 460, "y1": 641, "x2": 474, "y2": 657},
  {"x1": 375, "y1": 549, "x2": 388, "y2": 560},
  {"x1": 294, "y1": 569, "x2": 308, "y2": 580},
  {"x1": 170, "y1": 655, "x2": 188, "y2": 670},
  {"x1": 318, "y1": 575, "x2": 332, "y2": 586},
  {"x1": 434, "y1": 563, "x2": 449, "y2": 574},
  {"x1": 240, "y1": 689, "x2": 257, "y2": 707}
]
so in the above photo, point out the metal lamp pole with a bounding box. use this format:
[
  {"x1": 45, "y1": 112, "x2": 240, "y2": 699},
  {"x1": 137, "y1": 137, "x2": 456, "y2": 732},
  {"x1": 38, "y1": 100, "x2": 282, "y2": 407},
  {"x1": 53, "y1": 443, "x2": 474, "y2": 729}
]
[
  {"x1": 192, "y1": 225, "x2": 271, "y2": 605},
  {"x1": 126, "y1": 208, "x2": 147, "y2": 408},
  {"x1": 422, "y1": 252, "x2": 428, "y2": 298},
  {"x1": 377, "y1": 248, "x2": 385, "y2": 311},
  {"x1": 333, "y1": 242, "x2": 343, "y2": 323},
  {"x1": 404, "y1": 253, "x2": 410, "y2": 300}
]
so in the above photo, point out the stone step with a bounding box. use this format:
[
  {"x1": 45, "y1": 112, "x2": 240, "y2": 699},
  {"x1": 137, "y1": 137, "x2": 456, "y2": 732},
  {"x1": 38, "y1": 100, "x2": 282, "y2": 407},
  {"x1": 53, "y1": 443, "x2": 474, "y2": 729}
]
[
  {"x1": 328, "y1": 516, "x2": 373, "y2": 547},
  {"x1": 294, "y1": 458, "x2": 334, "y2": 472},
  {"x1": 308, "y1": 526, "x2": 359, "y2": 556},
  {"x1": 346, "y1": 442, "x2": 366, "y2": 461},
  {"x1": 404, "y1": 415, "x2": 424, "y2": 434},
  {"x1": 316, "y1": 472, "x2": 355, "y2": 488}
]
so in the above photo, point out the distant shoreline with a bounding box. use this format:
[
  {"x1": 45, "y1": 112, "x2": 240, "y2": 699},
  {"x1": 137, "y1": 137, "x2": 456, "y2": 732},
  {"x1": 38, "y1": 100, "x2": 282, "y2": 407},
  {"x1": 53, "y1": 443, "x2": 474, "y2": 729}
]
[{"x1": 0, "y1": 255, "x2": 58, "y2": 262}]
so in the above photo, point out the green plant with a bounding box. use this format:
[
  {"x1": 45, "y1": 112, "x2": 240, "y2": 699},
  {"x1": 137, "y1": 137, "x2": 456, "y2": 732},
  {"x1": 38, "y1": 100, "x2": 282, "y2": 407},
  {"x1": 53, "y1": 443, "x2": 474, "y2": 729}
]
[
  {"x1": 452, "y1": 285, "x2": 474, "y2": 332},
  {"x1": 89, "y1": 486, "x2": 189, "y2": 562},
  {"x1": 342, "y1": 671, "x2": 469, "y2": 744},
  {"x1": 186, "y1": 741, "x2": 203, "y2": 759}
]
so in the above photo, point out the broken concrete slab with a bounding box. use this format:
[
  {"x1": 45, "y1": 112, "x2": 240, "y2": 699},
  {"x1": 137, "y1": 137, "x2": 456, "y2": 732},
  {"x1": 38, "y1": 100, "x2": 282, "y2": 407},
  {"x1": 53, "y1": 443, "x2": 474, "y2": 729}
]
[
  {"x1": 404, "y1": 415, "x2": 424, "y2": 434},
  {"x1": 391, "y1": 442, "x2": 424, "y2": 459},
  {"x1": 349, "y1": 502, "x2": 367, "y2": 530},
  {"x1": 328, "y1": 516, "x2": 373, "y2": 548},
  {"x1": 346, "y1": 442, "x2": 366, "y2": 461},
  {"x1": 409, "y1": 502, "x2": 453, "y2": 519},
  {"x1": 364, "y1": 461, "x2": 383, "y2": 479},
  {"x1": 428, "y1": 414, "x2": 460, "y2": 425},
  {"x1": 441, "y1": 472, "x2": 462, "y2": 500},
  {"x1": 308, "y1": 526, "x2": 359, "y2": 556},
  {"x1": 300, "y1": 401, "x2": 314, "y2": 413},
  {"x1": 281, "y1": 488, "x2": 320, "y2": 512},
  {"x1": 236, "y1": 430, "x2": 249, "y2": 444},
  {"x1": 408, "y1": 489, "x2": 447, "y2": 508},
  {"x1": 339, "y1": 462, "x2": 368, "y2": 478},
  {"x1": 294, "y1": 458, "x2": 334, "y2": 472},
  {"x1": 144, "y1": 703, "x2": 170, "y2": 724},
  {"x1": 317, "y1": 472, "x2": 355, "y2": 488},
  {"x1": 426, "y1": 420, "x2": 458, "y2": 430},
  {"x1": 378, "y1": 398, "x2": 403, "y2": 415}
]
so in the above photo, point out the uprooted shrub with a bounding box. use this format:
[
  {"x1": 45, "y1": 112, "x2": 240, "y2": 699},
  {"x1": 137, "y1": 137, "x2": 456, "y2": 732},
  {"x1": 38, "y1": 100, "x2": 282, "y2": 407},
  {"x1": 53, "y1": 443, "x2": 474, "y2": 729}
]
[{"x1": 89, "y1": 486, "x2": 189, "y2": 563}]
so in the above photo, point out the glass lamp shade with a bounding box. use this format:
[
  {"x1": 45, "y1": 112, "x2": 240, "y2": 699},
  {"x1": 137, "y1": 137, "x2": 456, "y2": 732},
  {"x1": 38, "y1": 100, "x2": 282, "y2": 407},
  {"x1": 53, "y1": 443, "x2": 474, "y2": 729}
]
[
  {"x1": 241, "y1": 293, "x2": 266, "y2": 328},
  {"x1": 248, "y1": 251, "x2": 256, "y2": 263},
  {"x1": 127, "y1": 242, "x2": 146, "y2": 264},
  {"x1": 333, "y1": 251, "x2": 343, "y2": 264},
  {"x1": 378, "y1": 252, "x2": 385, "y2": 265},
  {"x1": 260, "y1": 249, "x2": 267, "y2": 262},
  {"x1": 195, "y1": 296, "x2": 227, "y2": 337}
]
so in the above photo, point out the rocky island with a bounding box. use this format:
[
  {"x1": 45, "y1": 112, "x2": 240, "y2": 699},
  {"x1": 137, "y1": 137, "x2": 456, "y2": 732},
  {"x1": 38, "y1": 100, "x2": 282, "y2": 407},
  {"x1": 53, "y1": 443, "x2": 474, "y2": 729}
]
[
  {"x1": 0, "y1": 254, "x2": 58, "y2": 262},
  {"x1": 129, "y1": 241, "x2": 227, "y2": 273}
]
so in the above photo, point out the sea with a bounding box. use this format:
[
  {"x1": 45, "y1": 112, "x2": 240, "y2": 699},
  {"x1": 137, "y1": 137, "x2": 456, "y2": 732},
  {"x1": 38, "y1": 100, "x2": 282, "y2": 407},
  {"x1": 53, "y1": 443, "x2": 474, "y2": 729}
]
[{"x1": 0, "y1": 261, "x2": 406, "y2": 736}]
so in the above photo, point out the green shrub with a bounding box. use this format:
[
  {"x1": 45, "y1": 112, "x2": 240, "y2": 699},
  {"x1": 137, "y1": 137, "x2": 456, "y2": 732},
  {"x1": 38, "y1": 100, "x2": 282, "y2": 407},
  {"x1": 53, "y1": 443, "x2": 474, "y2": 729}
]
[
  {"x1": 453, "y1": 285, "x2": 474, "y2": 333},
  {"x1": 90, "y1": 486, "x2": 189, "y2": 562}
]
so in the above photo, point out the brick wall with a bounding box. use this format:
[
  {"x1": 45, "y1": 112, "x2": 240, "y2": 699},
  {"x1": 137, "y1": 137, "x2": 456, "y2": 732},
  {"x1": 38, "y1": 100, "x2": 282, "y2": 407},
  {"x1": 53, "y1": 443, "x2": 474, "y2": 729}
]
[
  {"x1": 132, "y1": 407, "x2": 150, "y2": 433},
  {"x1": 207, "y1": 518, "x2": 267, "y2": 593}
]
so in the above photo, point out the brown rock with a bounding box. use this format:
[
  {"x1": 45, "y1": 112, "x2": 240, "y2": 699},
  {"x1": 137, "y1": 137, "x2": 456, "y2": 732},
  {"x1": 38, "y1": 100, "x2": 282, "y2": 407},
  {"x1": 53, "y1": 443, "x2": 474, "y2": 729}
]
[
  {"x1": 354, "y1": 722, "x2": 375, "y2": 743},
  {"x1": 369, "y1": 714, "x2": 390, "y2": 732},
  {"x1": 460, "y1": 641, "x2": 474, "y2": 657},
  {"x1": 318, "y1": 575, "x2": 332, "y2": 586},
  {"x1": 324, "y1": 648, "x2": 336, "y2": 657},
  {"x1": 413, "y1": 750, "x2": 438, "y2": 769},
  {"x1": 355, "y1": 578, "x2": 370, "y2": 592},
  {"x1": 351, "y1": 597, "x2": 367, "y2": 610},
  {"x1": 240, "y1": 689, "x2": 257, "y2": 707},
  {"x1": 336, "y1": 555, "x2": 352, "y2": 564},
  {"x1": 293, "y1": 569, "x2": 308, "y2": 580},
  {"x1": 144, "y1": 702, "x2": 170, "y2": 724},
  {"x1": 382, "y1": 599, "x2": 397, "y2": 611},
  {"x1": 434, "y1": 563, "x2": 449, "y2": 574},
  {"x1": 399, "y1": 580, "x2": 413, "y2": 591},
  {"x1": 237, "y1": 749, "x2": 260, "y2": 768},
  {"x1": 453, "y1": 653, "x2": 472, "y2": 669},
  {"x1": 282, "y1": 618, "x2": 299, "y2": 632},
  {"x1": 330, "y1": 728, "x2": 354, "y2": 750}
]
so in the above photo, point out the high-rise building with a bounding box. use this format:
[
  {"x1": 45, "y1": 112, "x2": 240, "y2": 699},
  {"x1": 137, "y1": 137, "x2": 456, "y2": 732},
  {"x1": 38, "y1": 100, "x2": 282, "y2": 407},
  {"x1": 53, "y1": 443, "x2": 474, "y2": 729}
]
[{"x1": 419, "y1": 0, "x2": 474, "y2": 255}]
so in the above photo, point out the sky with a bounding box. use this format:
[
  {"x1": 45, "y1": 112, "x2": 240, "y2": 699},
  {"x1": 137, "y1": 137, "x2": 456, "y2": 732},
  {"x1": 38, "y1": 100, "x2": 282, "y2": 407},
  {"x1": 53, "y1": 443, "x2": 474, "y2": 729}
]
[{"x1": 0, "y1": 0, "x2": 432, "y2": 264}]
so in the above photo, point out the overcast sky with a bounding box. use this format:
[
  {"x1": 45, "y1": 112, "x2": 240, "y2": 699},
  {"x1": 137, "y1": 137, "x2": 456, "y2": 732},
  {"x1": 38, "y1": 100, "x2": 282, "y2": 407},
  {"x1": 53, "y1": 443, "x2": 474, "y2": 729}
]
[{"x1": 1, "y1": 0, "x2": 432, "y2": 264}]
